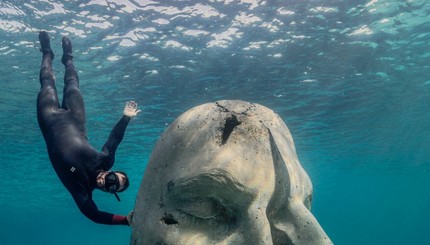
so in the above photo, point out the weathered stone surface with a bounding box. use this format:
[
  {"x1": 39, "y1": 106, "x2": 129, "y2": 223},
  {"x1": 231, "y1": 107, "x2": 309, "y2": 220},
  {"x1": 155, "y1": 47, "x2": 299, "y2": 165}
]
[{"x1": 131, "y1": 100, "x2": 332, "y2": 245}]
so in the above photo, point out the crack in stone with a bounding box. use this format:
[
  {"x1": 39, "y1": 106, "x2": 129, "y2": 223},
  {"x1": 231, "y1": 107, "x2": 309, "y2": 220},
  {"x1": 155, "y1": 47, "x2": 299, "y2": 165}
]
[{"x1": 221, "y1": 114, "x2": 242, "y2": 145}]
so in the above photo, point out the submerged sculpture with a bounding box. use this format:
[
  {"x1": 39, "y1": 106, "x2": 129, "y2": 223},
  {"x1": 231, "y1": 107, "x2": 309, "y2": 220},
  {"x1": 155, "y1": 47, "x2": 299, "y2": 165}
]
[{"x1": 131, "y1": 100, "x2": 332, "y2": 245}]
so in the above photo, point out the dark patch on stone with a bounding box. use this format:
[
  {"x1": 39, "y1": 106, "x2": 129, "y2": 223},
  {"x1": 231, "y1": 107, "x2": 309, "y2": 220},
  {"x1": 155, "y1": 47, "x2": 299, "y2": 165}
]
[
  {"x1": 167, "y1": 180, "x2": 174, "y2": 192},
  {"x1": 161, "y1": 213, "x2": 178, "y2": 225},
  {"x1": 221, "y1": 114, "x2": 242, "y2": 145}
]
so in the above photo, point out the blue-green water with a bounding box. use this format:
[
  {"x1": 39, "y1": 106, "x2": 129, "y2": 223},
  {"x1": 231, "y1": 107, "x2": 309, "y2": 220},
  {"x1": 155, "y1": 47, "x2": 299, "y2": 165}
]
[{"x1": 1, "y1": 0, "x2": 430, "y2": 244}]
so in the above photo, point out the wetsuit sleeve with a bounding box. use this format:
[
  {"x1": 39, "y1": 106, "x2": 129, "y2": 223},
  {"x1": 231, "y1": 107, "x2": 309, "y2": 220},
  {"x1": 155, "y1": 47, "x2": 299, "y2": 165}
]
[
  {"x1": 72, "y1": 190, "x2": 129, "y2": 225},
  {"x1": 80, "y1": 199, "x2": 129, "y2": 225},
  {"x1": 100, "y1": 115, "x2": 131, "y2": 169}
]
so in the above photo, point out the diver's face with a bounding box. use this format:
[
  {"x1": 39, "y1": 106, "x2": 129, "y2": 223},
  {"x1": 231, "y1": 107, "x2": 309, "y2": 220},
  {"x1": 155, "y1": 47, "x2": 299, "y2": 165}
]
[{"x1": 96, "y1": 171, "x2": 126, "y2": 192}]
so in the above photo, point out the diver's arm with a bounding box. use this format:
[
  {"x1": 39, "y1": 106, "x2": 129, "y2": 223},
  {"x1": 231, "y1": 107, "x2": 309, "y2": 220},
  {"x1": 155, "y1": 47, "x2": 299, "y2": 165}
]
[
  {"x1": 71, "y1": 187, "x2": 129, "y2": 225},
  {"x1": 101, "y1": 101, "x2": 140, "y2": 169},
  {"x1": 100, "y1": 115, "x2": 130, "y2": 168},
  {"x1": 80, "y1": 199, "x2": 129, "y2": 225}
]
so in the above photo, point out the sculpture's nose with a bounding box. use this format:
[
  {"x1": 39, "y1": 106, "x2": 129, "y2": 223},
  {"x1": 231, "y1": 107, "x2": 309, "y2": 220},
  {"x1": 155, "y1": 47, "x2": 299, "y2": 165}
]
[{"x1": 271, "y1": 202, "x2": 333, "y2": 245}]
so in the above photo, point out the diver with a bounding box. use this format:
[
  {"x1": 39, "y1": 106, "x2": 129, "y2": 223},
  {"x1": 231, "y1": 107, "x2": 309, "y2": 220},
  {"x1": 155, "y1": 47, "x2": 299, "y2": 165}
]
[{"x1": 36, "y1": 31, "x2": 140, "y2": 225}]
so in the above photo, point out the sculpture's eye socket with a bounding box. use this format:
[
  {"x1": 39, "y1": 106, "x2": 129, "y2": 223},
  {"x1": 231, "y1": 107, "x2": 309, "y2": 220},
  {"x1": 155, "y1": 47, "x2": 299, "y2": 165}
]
[{"x1": 177, "y1": 197, "x2": 237, "y2": 224}]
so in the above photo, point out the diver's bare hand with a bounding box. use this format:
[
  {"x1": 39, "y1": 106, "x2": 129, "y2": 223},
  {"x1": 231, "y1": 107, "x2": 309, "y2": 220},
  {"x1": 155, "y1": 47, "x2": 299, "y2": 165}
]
[{"x1": 123, "y1": 101, "x2": 141, "y2": 118}]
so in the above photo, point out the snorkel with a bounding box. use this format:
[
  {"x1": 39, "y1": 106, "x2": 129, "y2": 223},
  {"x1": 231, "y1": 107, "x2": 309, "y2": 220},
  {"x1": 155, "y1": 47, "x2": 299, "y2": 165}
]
[{"x1": 104, "y1": 171, "x2": 121, "y2": 201}]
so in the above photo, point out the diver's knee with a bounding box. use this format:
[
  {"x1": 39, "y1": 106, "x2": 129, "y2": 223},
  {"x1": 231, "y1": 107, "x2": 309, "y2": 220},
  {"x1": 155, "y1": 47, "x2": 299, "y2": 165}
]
[
  {"x1": 40, "y1": 68, "x2": 55, "y2": 81},
  {"x1": 64, "y1": 83, "x2": 80, "y2": 94},
  {"x1": 38, "y1": 84, "x2": 56, "y2": 94}
]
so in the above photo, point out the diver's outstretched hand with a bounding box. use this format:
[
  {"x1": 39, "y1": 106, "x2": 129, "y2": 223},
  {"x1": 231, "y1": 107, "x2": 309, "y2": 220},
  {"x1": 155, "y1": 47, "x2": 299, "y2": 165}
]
[{"x1": 123, "y1": 101, "x2": 141, "y2": 118}]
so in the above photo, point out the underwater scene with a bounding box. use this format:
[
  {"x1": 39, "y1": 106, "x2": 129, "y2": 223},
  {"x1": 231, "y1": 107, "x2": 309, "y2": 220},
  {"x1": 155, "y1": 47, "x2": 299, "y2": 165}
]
[{"x1": 1, "y1": 0, "x2": 430, "y2": 244}]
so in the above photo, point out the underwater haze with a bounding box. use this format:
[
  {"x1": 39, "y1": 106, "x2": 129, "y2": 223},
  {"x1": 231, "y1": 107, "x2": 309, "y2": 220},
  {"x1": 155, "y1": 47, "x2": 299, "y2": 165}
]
[{"x1": 1, "y1": 0, "x2": 430, "y2": 244}]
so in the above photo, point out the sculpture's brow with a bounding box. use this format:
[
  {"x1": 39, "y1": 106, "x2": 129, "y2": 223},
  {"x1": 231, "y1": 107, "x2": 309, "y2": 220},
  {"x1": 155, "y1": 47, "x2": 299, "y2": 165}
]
[{"x1": 173, "y1": 169, "x2": 255, "y2": 199}]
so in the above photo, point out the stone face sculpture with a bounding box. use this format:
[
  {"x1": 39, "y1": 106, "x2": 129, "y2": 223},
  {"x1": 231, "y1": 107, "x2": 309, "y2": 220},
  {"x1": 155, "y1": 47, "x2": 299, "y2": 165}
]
[{"x1": 131, "y1": 100, "x2": 332, "y2": 245}]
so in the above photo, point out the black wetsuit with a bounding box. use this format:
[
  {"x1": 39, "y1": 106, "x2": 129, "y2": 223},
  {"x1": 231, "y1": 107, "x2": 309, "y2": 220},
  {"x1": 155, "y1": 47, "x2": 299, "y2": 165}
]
[{"x1": 37, "y1": 36, "x2": 129, "y2": 225}]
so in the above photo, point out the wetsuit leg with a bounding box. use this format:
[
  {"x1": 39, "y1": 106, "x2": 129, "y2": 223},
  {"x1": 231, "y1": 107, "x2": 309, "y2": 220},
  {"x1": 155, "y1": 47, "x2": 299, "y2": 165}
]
[
  {"x1": 61, "y1": 36, "x2": 86, "y2": 126},
  {"x1": 37, "y1": 31, "x2": 60, "y2": 125}
]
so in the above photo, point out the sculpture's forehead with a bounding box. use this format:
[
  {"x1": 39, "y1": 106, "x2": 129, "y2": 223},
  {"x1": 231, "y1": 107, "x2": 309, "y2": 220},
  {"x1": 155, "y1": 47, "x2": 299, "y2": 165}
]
[
  {"x1": 160, "y1": 101, "x2": 292, "y2": 198},
  {"x1": 169, "y1": 139, "x2": 277, "y2": 199},
  {"x1": 148, "y1": 100, "x2": 311, "y2": 199}
]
